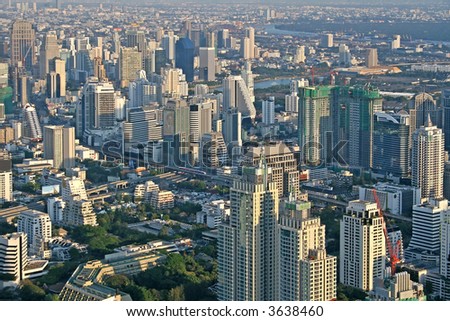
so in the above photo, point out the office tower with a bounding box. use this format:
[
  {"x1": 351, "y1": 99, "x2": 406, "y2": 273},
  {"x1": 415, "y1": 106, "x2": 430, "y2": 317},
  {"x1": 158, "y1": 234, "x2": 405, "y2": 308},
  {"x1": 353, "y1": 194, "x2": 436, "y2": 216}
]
[
  {"x1": 189, "y1": 103, "x2": 212, "y2": 144},
  {"x1": 62, "y1": 177, "x2": 96, "y2": 226},
  {"x1": 391, "y1": 35, "x2": 401, "y2": 50},
  {"x1": 122, "y1": 107, "x2": 163, "y2": 156},
  {"x1": 278, "y1": 198, "x2": 337, "y2": 301},
  {"x1": 46, "y1": 58, "x2": 66, "y2": 99},
  {"x1": 241, "y1": 61, "x2": 255, "y2": 103},
  {"x1": 79, "y1": 80, "x2": 115, "y2": 135},
  {"x1": 153, "y1": 48, "x2": 167, "y2": 75},
  {"x1": 218, "y1": 161, "x2": 279, "y2": 301},
  {"x1": 443, "y1": 89, "x2": 450, "y2": 151},
  {"x1": 163, "y1": 99, "x2": 190, "y2": 139},
  {"x1": 17, "y1": 210, "x2": 52, "y2": 256},
  {"x1": 298, "y1": 86, "x2": 333, "y2": 165},
  {"x1": 339, "y1": 85, "x2": 383, "y2": 168},
  {"x1": 161, "y1": 32, "x2": 178, "y2": 62},
  {"x1": 244, "y1": 27, "x2": 255, "y2": 59},
  {"x1": 320, "y1": 34, "x2": 333, "y2": 48},
  {"x1": 262, "y1": 96, "x2": 275, "y2": 125},
  {"x1": 0, "y1": 152, "x2": 12, "y2": 204},
  {"x1": 372, "y1": 112, "x2": 410, "y2": 178},
  {"x1": 112, "y1": 31, "x2": 121, "y2": 54},
  {"x1": 339, "y1": 44, "x2": 352, "y2": 67},
  {"x1": 93, "y1": 57, "x2": 107, "y2": 81},
  {"x1": 441, "y1": 209, "x2": 450, "y2": 280},
  {"x1": 0, "y1": 232, "x2": 28, "y2": 283},
  {"x1": 222, "y1": 75, "x2": 256, "y2": 119},
  {"x1": 119, "y1": 47, "x2": 142, "y2": 88},
  {"x1": 201, "y1": 131, "x2": 227, "y2": 169},
  {"x1": 444, "y1": 161, "x2": 450, "y2": 201},
  {"x1": 371, "y1": 271, "x2": 425, "y2": 301},
  {"x1": 412, "y1": 117, "x2": 444, "y2": 199},
  {"x1": 126, "y1": 30, "x2": 146, "y2": 52},
  {"x1": 10, "y1": 19, "x2": 36, "y2": 70},
  {"x1": 240, "y1": 37, "x2": 252, "y2": 59},
  {"x1": 366, "y1": 48, "x2": 378, "y2": 68},
  {"x1": 409, "y1": 93, "x2": 442, "y2": 141},
  {"x1": 182, "y1": 20, "x2": 192, "y2": 38},
  {"x1": 243, "y1": 142, "x2": 299, "y2": 198},
  {"x1": 217, "y1": 29, "x2": 229, "y2": 48},
  {"x1": 43, "y1": 125, "x2": 75, "y2": 169},
  {"x1": 340, "y1": 200, "x2": 386, "y2": 291},
  {"x1": 406, "y1": 198, "x2": 448, "y2": 262},
  {"x1": 223, "y1": 108, "x2": 242, "y2": 148},
  {"x1": 294, "y1": 45, "x2": 306, "y2": 64},
  {"x1": 175, "y1": 38, "x2": 195, "y2": 82},
  {"x1": 129, "y1": 71, "x2": 157, "y2": 108},
  {"x1": 22, "y1": 104, "x2": 42, "y2": 140},
  {"x1": 39, "y1": 32, "x2": 59, "y2": 78},
  {"x1": 285, "y1": 92, "x2": 299, "y2": 113},
  {"x1": 194, "y1": 84, "x2": 209, "y2": 97},
  {"x1": 199, "y1": 47, "x2": 215, "y2": 81}
]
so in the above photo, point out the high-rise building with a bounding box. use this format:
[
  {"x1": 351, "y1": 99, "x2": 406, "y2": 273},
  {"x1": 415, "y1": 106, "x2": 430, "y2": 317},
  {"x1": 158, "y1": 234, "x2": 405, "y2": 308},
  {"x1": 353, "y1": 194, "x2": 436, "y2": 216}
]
[
  {"x1": 175, "y1": 38, "x2": 194, "y2": 82},
  {"x1": 222, "y1": 75, "x2": 256, "y2": 119},
  {"x1": 223, "y1": 108, "x2": 242, "y2": 148},
  {"x1": 243, "y1": 142, "x2": 299, "y2": 198},
  {"x1": 442, "y1": 89, "x2": 450, "y2": 151},
  {"x1": 294, "y1": 45, "x2": 306, "y2": 64},
  {"x1": 128, "y1": 71, "x2": 157, "y2": 108},
  {"x1": 338, "y1": 85, "x2": 383, "y2": 169},
  {"x1": 218, "y1": 161, "x2": 279, "y2": 300},
  {"x1": 61, "y1": 177, "x2": 97, "y2": 227},
  {"x1": 439, "y1": 209, "x2": 450, "y2": 300},
  {"x1": 340, "y1": 200, "x2": 386, "y2": 291},
  {"x1": 199, "y1": 47, "x2": 215, "y2": 81},
  {"x1": 40, "y1": 32, "x2": 59, "y2": 79},
  {"x1": 412, "y1": 117, "x2": 444, "y2": 200},
  {"x1": 119, "y1": 47, "x2": 142, "y2": 88},
  {"x1": 126, "y1": 30, "x2": 146, "y2": 52},
  {"x1": 0, "y1": 152, "x2": 13, "y2": 204},
  {"x1": 406, "y1": 198, "x2": 448, "y2": 262},
  {"x1": 242, "y1": 27, "x2": 255, "y2": 59},
  {"x1": 391, "y1": 35, "x2": 401, "y2": 50},
  {"x1": 0, "y1": 232, "x2": 28, "y2": 283},
  {"x1": 339, "y1": 44, "x2": 351, "y2": 67},
  {"x1": 10, "y1": 19, "x2": 36, "y2": 70},
  {"x1": 278, "y1": 197, "x2": 337, "y2": 301},
  {"x1": 200, "y1": 131, "x2": 228, "y2": 170},
  {"x1": 241, "y1": 61, "x2": 255, "y2": 103},
  {"x1": 285, "y1": 92, "x2": 299, "y2": 113},
  {"x1": 372, "y1": 112, "x2": 410, "y2": 178},
  {"x1": 298, "y1": 86, "x2": 334, "y2": 165},
  {"x1": 46, "y1": 57, "x2": 66, "y2": 99},
  {"x1": 262, "y1": 96, "x2": 275, "y2": 125},
  {"x1": 444, "y1": 161, "x2": 450, "y2": 201},
  {"x1": 161, "y1": 32, "x2": 178, "y2": 62},
  {"x1": 320, "y1": 34, "x2": 333, "y2": 48},
  {"x1": 22, "y1": 104, "x2": 42, "y2": 140},
  {"x1": 17, "y1": 210, "x2": 52, "y2": 256},
  {"x1": 409, "y1": 93, "x2": 442, "y2": 141},
  {"x1": 78, "y1": 80, "x2": 115, "y2": 135},
  {"x1": 189, "y1": 103, "x2": 212, "y2": 144},
  {"x1": 217, "y1": 29, "x2": 229, "y2": 48},
  {"x1": 43, "y1": 125, "x2": 75, "y2": 169},
  {"x1": 366, "y1": 48, "x2": 378, "y2": 68}
]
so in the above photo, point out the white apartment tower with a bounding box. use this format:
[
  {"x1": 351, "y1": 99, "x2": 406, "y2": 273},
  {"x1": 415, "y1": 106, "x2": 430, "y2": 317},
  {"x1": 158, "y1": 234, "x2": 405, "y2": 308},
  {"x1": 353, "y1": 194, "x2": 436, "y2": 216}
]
[
  {"x1": 222, "y1": 75, "x2": 256, "y2": 119},
  {"x1": 278, "y1": 198, "x2": 337, "y2": 301},
  {"x1": 0, "y1": 232, "x2": 28, "y2": 283},
  {"x1": 262, "y1": 96, "x2": 275, "y2": 125},
  {"x1": 412, "y1": 116, "x2": 445, "y2": 200},
  {"x1": 340, "y1": 200, "x2": 386, "y2": 291},
  {"x1": 61, "y1": 177, "x2": 97, "y2": 226},
  {"x1": 218, "y1": 160, "x2": 279, "y2": 301},
  {"x1": 17, "y1": 210, "x2": 52, "y2": 256}
]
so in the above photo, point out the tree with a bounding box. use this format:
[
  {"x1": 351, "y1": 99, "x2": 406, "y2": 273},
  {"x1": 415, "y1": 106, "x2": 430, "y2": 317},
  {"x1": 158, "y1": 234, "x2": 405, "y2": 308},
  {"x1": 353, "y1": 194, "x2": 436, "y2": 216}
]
[
  {"x1": 167, "y1": 285, "x2": 185, "y2": 301},
  {"x1": 104, "y1": 275, "x2": 131, "y2": 289},
  {"x1": 19, "y1": 280, "x2": 46, "y2": 301}
]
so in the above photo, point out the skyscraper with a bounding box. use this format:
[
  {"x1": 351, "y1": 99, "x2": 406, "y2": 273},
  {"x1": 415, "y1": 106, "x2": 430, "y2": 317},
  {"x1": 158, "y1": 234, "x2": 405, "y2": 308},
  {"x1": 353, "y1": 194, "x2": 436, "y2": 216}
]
[
  {"x1": 298, "y1": 86, "x2": 334, "y2": 165},
  {"x1": 62, "y1": 177, "x2": 97, "y2": 227},
  {"x1": 294, "y1": 45, "x2": 306, "y2": 64},
  {"x1": 440, "y1": 209, "x2": 450, "y2": 300},
  {"x1": 278, "y1": 197, "x2": 337, "y2": 301},
  {"x1": 223, "y1": 108, "x2": 242, "y2": 148},
  {"x1": 200, "y1": 131, "x2": 228, "y2": 170},
  {"x1": 40, "y1": 31, "x2": 59, "y2": 79},
  {"x1": 199, "y1": 47, "x2": 216, "y2": 81},
  {"x1": 126, "y1": 30, "x2": 146, "y2": 52},
  {"x1": 46, "y1": 57, "x2": 66, "y2": 99},
  {"x1": 241, "y1": 61, "x2": 255, "y2": 103},
  {"x1": 372, "y1": 112, "x2": 410, "y2": 178},
  {"x1": 0, "y1": 152, "x2": 12, "y2": 204},
  {"x1": 175, "y1": 38, "x2": 195, "y2": 82},
  {"x1": 128, "y1": 71, "x2": 157, "y2": 108},
  {"x1": 17, "y1": 210, "x2": 52, "y2": 256},
  {"x1": 412, "y1": 116, "x2": 444, "y2": 200},
  {"x1": 161, "y1": 32, "x2": 178, "y2": 62},
  {"x1": 43, "y1": 125, "x2": 75, "y2": 169},
  {"x1": 366, "y1": 48, "x2": 378, "y2": 68},
  {"x1": 10, "y1": 19, "x2": 36, "y2": 70},
  {"x1": 409, "y1": 93, "x2": 442, "y2": 140},
  {"x1": 119, "y1": 47, "x2": 143, "y2": 88},
  {"x1": 23, "y1": 104, "x2": 42, "y2": 140},
  {"x1": 0, "y1": 232, "x2": 28, "y2": 283},
  {"x1": 241, "y1": 27, "x2": 255, "y2": 59},
  {"x1": 218, "y1": 161, "x2": 279, "y2": 301},
  {"x1": 320, "y1": 34, "x2": 333, "y2": 48},
  {"x1": 189, "y1": 103, "x2": 212, "y2": 144},
  {"x1": 391, "y1": 35, "x2": 401, "y2": 50},
  {"x1": 222, "y1": 75, "x2": 256, "y2": 119},
  {"x1": 262, "y1": 96, "x2": 275, "y2": 125},
  {"x1": 340, "y1": 200, "x2": 386, "y2": 291}
]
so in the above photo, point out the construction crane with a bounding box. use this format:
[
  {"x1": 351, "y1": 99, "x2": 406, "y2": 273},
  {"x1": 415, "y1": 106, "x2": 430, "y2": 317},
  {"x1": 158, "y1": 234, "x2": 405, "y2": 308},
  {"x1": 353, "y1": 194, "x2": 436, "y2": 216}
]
[{"x1": 372, "y1": 189, "x2": 401, "y2": 276}]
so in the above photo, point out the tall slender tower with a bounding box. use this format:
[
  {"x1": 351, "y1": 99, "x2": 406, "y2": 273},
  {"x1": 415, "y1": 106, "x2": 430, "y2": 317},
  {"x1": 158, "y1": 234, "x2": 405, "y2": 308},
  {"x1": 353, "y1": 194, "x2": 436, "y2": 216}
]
[
  {"x1": 442, "y1": 89, "x2": 450, "y2": 151},
  {"x1": 412, "y1": 116, "x2": 445, "y2": 200},
  {"x1": 222, "y1": 75, "x2": 256, "y2": 119},
  {"x1": 43, "y1": 125, "x2": 75, "y2": 169},
  {"x1": 218, "y1": 160, "x2": 279, "y2": 301},
  {"x1": 40, "y1": 31, "x2": 59, "y2": 78},
  {"x1": 340, "y1": 200, "x2": 386, "y2": 291}
]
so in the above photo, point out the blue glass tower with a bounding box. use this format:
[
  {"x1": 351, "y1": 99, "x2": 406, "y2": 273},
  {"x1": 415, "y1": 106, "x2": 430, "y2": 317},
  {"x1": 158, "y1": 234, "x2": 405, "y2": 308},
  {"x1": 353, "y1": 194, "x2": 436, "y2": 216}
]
[{"x1": 175, "y1": 38, "x2": 194, "y2": 82}]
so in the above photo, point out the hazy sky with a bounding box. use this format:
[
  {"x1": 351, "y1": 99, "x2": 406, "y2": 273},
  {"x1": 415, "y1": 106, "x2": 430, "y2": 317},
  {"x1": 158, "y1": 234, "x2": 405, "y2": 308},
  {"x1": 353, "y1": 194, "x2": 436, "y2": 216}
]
[{"x1": 16, "y1": 0, "x2": 449, "y2": 4}]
